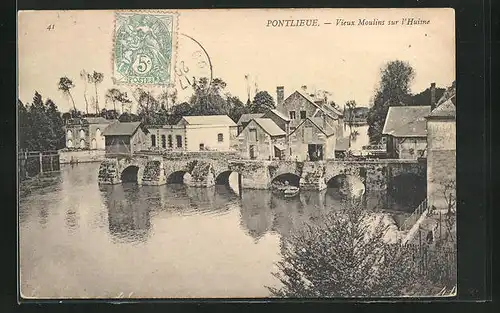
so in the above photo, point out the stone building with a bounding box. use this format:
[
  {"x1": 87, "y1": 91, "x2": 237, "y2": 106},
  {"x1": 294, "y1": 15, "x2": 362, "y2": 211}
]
[
  {"x1": 178, "y1": 115, "x2": 238, "y2": 151},
  {"x1": 426, "y1": 96, "x2": 456, "y2": 210},
  {"x1": 65, "y1": 117, "x2": 114, "y2": 150},
  {"x1": 289, "y1": 117, "x2": 336, "y2": 161},
  {"x1": 146, "y1": 115, "x2": 238, "y2": 152},
  {"x1": 236, "y1": 113, "x2": 264, "y2": 135},
  {"x1": 238, "y1": 118, "x2": 287, "y2": 160},
  {"x1": 382, "y1": 106, "x2": 431, "y2": 159},
  {"x1": 275, "y1": 86, "x2": 344, "y2": 138},
  {"x1": 102, "y1": 122, "x2": 149, "y2": 156},
  {"x1": 147, "y1": 125, "x2": 186, "y2": 152}
]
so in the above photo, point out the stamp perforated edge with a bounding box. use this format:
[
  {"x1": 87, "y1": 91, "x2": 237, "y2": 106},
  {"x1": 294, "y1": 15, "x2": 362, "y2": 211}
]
[{"x1": 111, "y1": 10, "x2": 180, "y2": 89}]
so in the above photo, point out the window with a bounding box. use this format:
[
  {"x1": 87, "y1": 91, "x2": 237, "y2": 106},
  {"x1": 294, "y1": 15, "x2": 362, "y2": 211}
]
[
  {"x1": 151, "y1": 135, "x2": 156, "y2": 147},
  {"x1": 300, "y1": 110, "x2": 307, "y2": 119},
  {"x1": 167, "y1": 135, "x2": 173, "y2": 148},
  {"x1": 217, "y1": 133, "x2": 224, "y2": 142},
  {"x1": 161, "y1": 135, "x2": 166, "y2": 148},
  {"x1": 289, "y1": 111, "x2": 296, "y2": 120},
  {"x1": 176, "y1": 135, "x2": 182, "y2": 148},
  {"x1": 249, "y1": 129, "x2": 257, "y2": 141}
]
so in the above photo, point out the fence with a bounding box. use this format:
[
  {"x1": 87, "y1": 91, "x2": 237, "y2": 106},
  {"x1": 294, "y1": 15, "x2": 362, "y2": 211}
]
[
  {"x1": 403, "y1": 241, "x2": 457, "y2": 284},
  {"x1": 18, "y1": 150, "x2": 60, "y2": 180},
  {"x1": 401, "y1": 198, "x2": 428, "y2": 231}
]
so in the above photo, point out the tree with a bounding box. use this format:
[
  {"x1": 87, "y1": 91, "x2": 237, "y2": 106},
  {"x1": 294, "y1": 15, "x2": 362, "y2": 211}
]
[
  {"x1": 105, "y1": 88, "x2": 128, "y2": 113},
  {"x1": 132, "y1": 88, "x2": 161, "y2": 124},
  {"x1": 167, "y1": 102, "x2": 193, "y2": 125},
  {"x1": 58, "y1": 76, "x2": 77, "y2": 112},
  {"x1": 80, "y1": 69, "x2": 91, "y2": 115},
  {"x1": 88, "y1": 71, "x2": 104, "y2": 114},
  {"x1": 268, "y1": 199, "x2": 424, "y2": 297},
  {"x1": 189, "y1": 77, "x2": 229, "y2": 115},
  {"x1": 159, "y1": 84, "x2": 178, "y2": 111},
  {"x1": 367, "y1": 60, "x2": 415, "y2": 144},
  {"x1": 227, "y1": 96, "x2": 248, "y2": 123},
  {"x1": 118, "y1": 112, "x2": 141, "y2": 122},
  {"x1": 44, "y1": 99, "x2": 66, "y2": 150},
  {"x1": 18, "y1": 100, "x2": 30, "y2": 150},
  {"x1": 345, "y1": 100, "x2": 357, "y2": 148},
  {"x1": 250, "y1": 90, "x2": 275, "y2": 113}
]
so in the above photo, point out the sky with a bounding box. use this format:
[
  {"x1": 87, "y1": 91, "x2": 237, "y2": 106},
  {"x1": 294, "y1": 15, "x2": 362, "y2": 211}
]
[{"x1": 18, "y1": 8, "x2": 455, "y2": 112}]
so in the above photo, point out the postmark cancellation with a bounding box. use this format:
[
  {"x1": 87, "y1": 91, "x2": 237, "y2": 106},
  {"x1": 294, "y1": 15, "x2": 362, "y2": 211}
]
[{"x1": 113, "y1": 11, "x2": 178, "y2": 86}]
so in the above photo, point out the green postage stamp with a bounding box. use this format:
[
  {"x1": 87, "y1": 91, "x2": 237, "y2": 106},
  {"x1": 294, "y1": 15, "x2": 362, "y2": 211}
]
[{"x1": 113, "y1": 11, "x2": 177, "y2": 85}]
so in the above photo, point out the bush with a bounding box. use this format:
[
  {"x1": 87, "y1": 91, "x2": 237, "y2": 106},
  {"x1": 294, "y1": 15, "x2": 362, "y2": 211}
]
[{"x1": 267, "y1": 200, "x2": 426, "y2": 297}]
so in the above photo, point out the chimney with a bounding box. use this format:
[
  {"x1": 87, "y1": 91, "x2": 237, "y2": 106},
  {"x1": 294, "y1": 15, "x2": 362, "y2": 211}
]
[
  {"x1": 301, "y1": 85, "x2": 307, "y2": 93},
  {"x1": 430, "y1": 82, "x2": 436, "y2": 107},
  {"x1": 277, "y1": 86, "x2": 284, "y2": 107}
]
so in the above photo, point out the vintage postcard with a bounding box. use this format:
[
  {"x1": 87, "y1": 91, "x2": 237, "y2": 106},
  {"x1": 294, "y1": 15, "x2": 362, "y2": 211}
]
[{"x1": 18, "y1": 8, "x2": 456, "y2": 299}]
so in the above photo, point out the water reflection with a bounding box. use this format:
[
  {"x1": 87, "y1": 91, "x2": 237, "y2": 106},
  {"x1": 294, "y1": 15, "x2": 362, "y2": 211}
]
[{"x1": 100, "y1": 183, "x2": 152, "y2": 244}]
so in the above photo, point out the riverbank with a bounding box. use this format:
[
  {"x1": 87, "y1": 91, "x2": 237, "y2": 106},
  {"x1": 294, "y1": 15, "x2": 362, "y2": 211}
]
[{"x1": 19, "y1": 174, "x2": 60, "y2": 198}]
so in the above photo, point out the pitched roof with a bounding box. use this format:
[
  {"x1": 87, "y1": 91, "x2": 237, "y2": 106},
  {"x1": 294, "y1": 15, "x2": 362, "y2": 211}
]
[
  {"x1": 84, "y1": 117, "x2": 112, "y2": 124},
  {"x1": 428, "y1": 98, "x2": 456, "y2": 118},
  {"x1": 102, "y1": 121, "x2": 145, "y2": 136},
  {"x1": 382, "y1": 106, "x2": 431, "y2": 137},
  {"x1": 265, "y1": 109, "x2": 290, "y2": 122},
  {"x1": 290, "y1": 117, "x2": 335, "y2": 138},
  {"x1": 293, "y1": 91, "x2": 343, "y2": 119},
  {"x1": 252, "y1": 118, "x2": 286, "y2": 137},
  {"x1": 309, "y1": 117, "x2": 336, "y2": 136},
  {"x1": 180, "y1": 115, "x2": 237, "y2": 126},
  {"x1": 237, "y1": 113, "x2": 264, "y2": 125}
]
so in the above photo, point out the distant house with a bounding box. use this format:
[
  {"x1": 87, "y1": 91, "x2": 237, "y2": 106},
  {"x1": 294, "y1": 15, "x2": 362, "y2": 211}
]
[
  {"x1": 238, "y1": 118, "x2": 287, "y2": 160},
  {"x1": 382, "y1": 106, "x2": 431, "y2": 159},
  {"x1": 275, "y1": 86, "x2": 344, "y2": 138},
  {"x1": 289, "y1": 117, "x2": 336, "y2": 161},
  {"x1": 65, "y1": 116, "x2": 114, "y2": 150},
  {"x1": 236, "y1": 113, "x2": 264, "y2": 135},
  {"x1": 172, "y1": 115, "x2": 238, "y2": 151},
  {"x1": 102, "y1": 122, "x2": 149, "y2": 156}
]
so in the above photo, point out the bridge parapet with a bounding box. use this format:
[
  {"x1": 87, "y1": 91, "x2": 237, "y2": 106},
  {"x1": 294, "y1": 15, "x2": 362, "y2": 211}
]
[{"x1": 98, "y1": 153, "x2": 426, "y2": 192}]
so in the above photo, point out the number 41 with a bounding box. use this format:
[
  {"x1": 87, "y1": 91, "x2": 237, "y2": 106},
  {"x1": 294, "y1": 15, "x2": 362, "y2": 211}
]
[{"x1": 47, "y1": 24, "x2": 55, "y2": 30}]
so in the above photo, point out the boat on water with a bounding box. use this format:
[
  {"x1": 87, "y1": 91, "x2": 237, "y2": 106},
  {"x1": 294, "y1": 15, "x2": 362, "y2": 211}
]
[{"x1": 273, "y1": 185, "x2": 300, "y2": 198}]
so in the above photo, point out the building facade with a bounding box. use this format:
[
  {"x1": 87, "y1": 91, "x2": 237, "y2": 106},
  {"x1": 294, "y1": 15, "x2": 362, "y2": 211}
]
[
  {"x1": 289, "y1": 118, "x2": 336, "y2": 161},
  {"x1": 275, "y1": 86, "x2": 344, "y2": 138},
  {"x1": 238, "y1": 118, "x2": 287, "y2": 160},
  {"x1": 102, "y1": 122, "x2": 149, "y2": 156},
  {"x1": 382, "y1": 106, "x2": 431, "y2": 159},
  {"x1": 426, "y1": 98, "x2": 456, "y2": 210},
  {"x1": 65, "y1": 117, "x2": 114, "y2": 150},
  {"x1": 146, "y1": 115, "x2": 238, "y2": 152}
]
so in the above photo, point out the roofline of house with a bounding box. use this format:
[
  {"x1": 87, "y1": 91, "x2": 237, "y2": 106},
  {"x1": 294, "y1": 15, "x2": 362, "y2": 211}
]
[
  {"x1": 238, "y1": 118, "x2": 286, "y2": 138},
  {"x1": 292, "y1": 91, "x2": 341, "y2": 121},
  {"x1": 289, "y1": 117, "x2": 334, "y2": 138}
]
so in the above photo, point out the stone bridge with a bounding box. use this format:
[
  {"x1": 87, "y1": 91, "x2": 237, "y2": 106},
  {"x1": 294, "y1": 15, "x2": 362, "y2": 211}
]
[{"x1": 98, "y1": 151, "x2": 426, "y2": 192}]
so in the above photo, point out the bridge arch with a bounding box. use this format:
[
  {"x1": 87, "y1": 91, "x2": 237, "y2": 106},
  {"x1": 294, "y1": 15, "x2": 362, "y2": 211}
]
[
  {"x1": 121, "y1": 165, "x2": 140, "y2": 183},
  {"x1": 389, "y1": 172, "x2": 426, "y2": 208},
  {"x1": 326, "y1": 174, "x2": 365, "y2": 198},
  {"x1": 271, "y1": 173, "x2": 301, "y2": 187},
  {"x1": 167, "y1": 170, "x2": 190, "y2": 184},
  {"x1": 215, "y1": 170, "x2": 241, "y2": 185}
]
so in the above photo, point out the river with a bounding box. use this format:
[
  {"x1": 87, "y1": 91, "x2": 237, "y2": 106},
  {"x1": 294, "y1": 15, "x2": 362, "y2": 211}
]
[{"x1": 19, "y1": 126, "x2": 423, "y2": 298}]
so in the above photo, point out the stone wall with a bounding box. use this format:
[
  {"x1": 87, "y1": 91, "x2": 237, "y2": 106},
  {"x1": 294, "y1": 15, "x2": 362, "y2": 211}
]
[{"x1": 59, "y1": 149, "x2": 106, "y2": 164}]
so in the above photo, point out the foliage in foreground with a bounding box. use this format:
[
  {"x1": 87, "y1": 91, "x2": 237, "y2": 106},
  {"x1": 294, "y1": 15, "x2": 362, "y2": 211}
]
[{"x1": 267, "y1": 200, "x2": 454, "y2": 297}]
